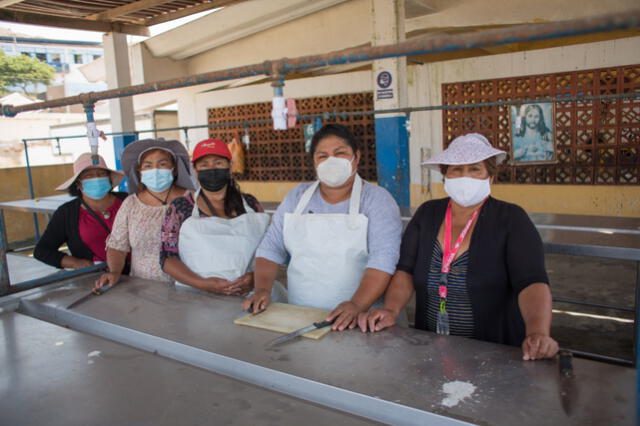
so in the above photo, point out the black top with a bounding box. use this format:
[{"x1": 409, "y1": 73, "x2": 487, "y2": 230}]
[
  {"x1": 34, "y1": 192, "x2": 128, "y2": 268},
  {"x1": 397, "y1": 197, "x2": 549, "y2": 346}
]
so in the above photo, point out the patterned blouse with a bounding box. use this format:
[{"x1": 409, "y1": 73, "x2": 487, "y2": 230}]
[
  {"x1": 159, "y1": 192, "x2": 263, "y2": 268},
  {"x1": 107, "y1": 194, "x2": 173, "y2": 283},
  {"x1": 426, "y1": 240, "x2": 475, "y2": 337}
]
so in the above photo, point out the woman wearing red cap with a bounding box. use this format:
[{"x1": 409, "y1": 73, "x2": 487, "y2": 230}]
[
  {"x1": 358, "y1": 133, "x2": 558, "y2": 361},
  {"x1": 159, "y1": 138, "x2": 270, "y2": 296}
]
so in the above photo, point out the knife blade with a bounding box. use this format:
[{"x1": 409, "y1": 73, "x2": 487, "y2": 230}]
[
  {"x1": 66, "y1": 284, "x2": 115, "y2": 309},
  {"x1": 266, "y1": 319, "x2": 334, "y2": 347},
  {"x1": 558, "y1": 350, "x2": 577, "y2": 415}
]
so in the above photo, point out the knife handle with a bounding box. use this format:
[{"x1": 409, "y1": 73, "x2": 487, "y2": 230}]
[
  {"x1": 93, "y1": 284, "x2": 113, "y2": 295},
  {"x1": 313, "y1": 320, "x2": 334, "y2": 329},
  {"x1": 559, "y1": 350, "x2": 573, "y2": 376}
]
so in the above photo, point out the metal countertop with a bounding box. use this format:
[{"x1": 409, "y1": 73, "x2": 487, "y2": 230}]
[
  {"x1": 16, "y1": 274, "x2": 636, "y2": 426},
  {"x1": 0, "y1": 311, "x2": 375, "y2": 426},
  {"x1": 0, "y1": 194, "x2": 73, "y2": 215}
]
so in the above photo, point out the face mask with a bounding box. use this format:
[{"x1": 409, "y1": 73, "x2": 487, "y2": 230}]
[
  {"x1": 444, "y1": 177, "x2": 491, "y2": 207},
  {"x1": 198, "y1": 168, "x2": 230, "y2": 192},
  {"x1": 316, "y1": 156, "x2": 355, "y2": 187},
  {"x1": 81, "y1": 177, "x2": 111, "y2": 200},
  {"x1": 140, "y1": 168, "x2": 174, "y2": 193}
]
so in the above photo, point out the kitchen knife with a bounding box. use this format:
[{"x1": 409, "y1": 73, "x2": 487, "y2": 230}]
[
  {"x1": 266, "y1": 319, "x2": 334, "y2": 347},
  {"x1": 558, "y1": 350, "x2": 577, "y2": 415},
  {"x1": 66, "y1": 284, "x2": 115, "y2": 309}
]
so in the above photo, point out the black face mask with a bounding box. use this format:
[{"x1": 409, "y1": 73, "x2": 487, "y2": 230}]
[{"x1": 198, "y1": 168, "x2": 230, "y2": 192}]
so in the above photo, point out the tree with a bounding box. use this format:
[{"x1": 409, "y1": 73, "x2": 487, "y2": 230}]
[{"x1": 0, "y1": 50, "x2": 55, "y2": 95}]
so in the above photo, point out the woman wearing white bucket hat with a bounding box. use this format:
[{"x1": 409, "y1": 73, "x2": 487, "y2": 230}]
[
  {"x1": 358, "y1": 133, "x2": 558, "y2": 361},
  {"x1": 34, "y1": 153, "x2": 127, "y2": 269},
  {"x1": 95, "y1": 139, "x2": 195, "y2": 288}
]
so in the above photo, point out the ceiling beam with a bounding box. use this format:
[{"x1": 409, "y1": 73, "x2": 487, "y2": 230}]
[
  {"x1": 0, "y1": 0, "x2": 25, "y2": 8},
  {"x1": 140, "y1": 0, "x2": 245, "y2": 26},
  {"x1": 86, "y1": 0, "x2": 174, "y2": 21},
  {"x1": 0, "y1": 9, "x2": 150, "y2": 36}
]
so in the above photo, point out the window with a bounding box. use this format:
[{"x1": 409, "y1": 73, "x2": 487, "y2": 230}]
[
  {"x1": 93, "y1": 55, "x2": 101, "y2": 60},
  {"x1": 73, "y1": 54, "x2": 83, "y2": 64},
  {"x1": 21, "y1": 52, "x2": 32, "y2": 57},
  {"x1": 49, "y1": 53, "x2": 61, "y2": 63},
  {"x1": 35, "y1": 53, "x2": 47, "y2": 62}
]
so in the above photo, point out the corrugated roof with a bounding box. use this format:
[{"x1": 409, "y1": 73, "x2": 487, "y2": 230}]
[{"x1": 0, "y1": 0, "x2": 252, "y2": 36}]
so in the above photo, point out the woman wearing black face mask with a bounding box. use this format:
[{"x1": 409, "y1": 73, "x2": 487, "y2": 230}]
[{"x1": 160, "y1": 138, "x2": 270, "y2": 296}]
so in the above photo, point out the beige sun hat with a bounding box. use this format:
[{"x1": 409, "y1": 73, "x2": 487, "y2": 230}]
[
  {"x1": 421, "y1": 133, "x2": 507, "y2": 171},
  {"x1": 56, "y1": 153, "x2": 125, "y2": 191}
]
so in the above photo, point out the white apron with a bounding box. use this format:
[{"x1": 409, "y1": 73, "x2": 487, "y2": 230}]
[
  {"x1": 283, "y1": 175, "x2": 369, "y2": 310},
  {"x1": 177, "y1": 190, "x2": 271, "y2": 285}
]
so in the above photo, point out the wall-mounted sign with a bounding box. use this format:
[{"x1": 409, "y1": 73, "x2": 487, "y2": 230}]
[{"x1": 376, "y1": 70, "x2": 394, "y2": 100}]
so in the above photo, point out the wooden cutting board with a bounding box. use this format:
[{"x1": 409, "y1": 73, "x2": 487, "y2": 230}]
[{"x1": 234, "y1": 302, "x2": 332, "y2": 340}]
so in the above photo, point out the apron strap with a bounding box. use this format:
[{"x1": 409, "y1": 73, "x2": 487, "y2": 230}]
[
  {"x1": 194, "y1": 189, "x2": 256, "y2": 216},
  {"x1": 191, "y1": 189, "x2": 201, "y2": 218},
  {"x1": 293, "y1": 175, "x2": 363, "y2": 216},
  {"x1": 348, "y1": 174, "x2": 362, "y2": 216},
  {"x1": 242, "y1": 195, "x2": 255, "y2": 213},
  {"x1": 293, "y1": 180, "x2": 320, "y2": 215}
]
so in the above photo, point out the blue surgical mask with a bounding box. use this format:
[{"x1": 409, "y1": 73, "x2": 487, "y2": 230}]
[
  {"x1": 140, "y1": 168, "x2": 174, "y2": 193},
  {"x1": 81, "y1": 177, "x2": 112, "y2": 200}
]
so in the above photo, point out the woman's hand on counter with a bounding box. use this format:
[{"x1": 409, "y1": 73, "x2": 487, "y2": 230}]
[
  {"x1": 357, "y1": 308, "x2": 398, "y2": 332},
  {"x1": 327, "y1": 301, "x2": 364, "y2": 331},
  {"x1": 242, "y1": 288, "x2": 270, "y2": 313},
  {"x1": 522, "y1": 333, "x2": 559, "y2": 360}
]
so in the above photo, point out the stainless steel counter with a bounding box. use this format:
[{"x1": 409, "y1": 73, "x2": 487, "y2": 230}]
[
  {"x1": 12, "y1": 274, "x2": 636, "y2": 426},
  {"x1": 0, "y1": 310, "x2": 376, "y2": 426}
]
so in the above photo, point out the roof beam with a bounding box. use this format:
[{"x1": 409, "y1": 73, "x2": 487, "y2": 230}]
[
  {"x1": 86, "y1": 0, "x2": 174, "y2": 21},
  {"x1": 0, "y1": 0, "x2": 24, "y2": 8},
  {"x1": 140, "y1": 0, "x2": 244, "y2": 26},
  {"x1": 0, "y1": 9, "x2": 150, "y2": 36}
]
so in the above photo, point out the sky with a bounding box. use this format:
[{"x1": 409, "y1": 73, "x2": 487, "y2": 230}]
[{"x1": 0, "y1": 9, "x2": 218, "y2": 44}]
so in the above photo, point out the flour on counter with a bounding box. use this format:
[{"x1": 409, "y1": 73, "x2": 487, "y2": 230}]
[{"x1": 441, "y1": 381, "x2": 476, "y2": 407}]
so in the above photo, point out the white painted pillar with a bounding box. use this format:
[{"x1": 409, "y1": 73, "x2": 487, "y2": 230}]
[
  {"x1": 103, "y1": 32, "x2": 136, "y2": 172},
  {"x1": 371, "y1": 0, "x2": 410, "y2": 206}
]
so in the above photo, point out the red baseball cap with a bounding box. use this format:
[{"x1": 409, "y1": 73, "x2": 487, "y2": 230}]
[{"x1": 192, "y1": 138, "x2": 232, "y2": 163}]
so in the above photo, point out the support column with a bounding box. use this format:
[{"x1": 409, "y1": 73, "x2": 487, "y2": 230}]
[
  {"x1": 103, "y1": 32, "x2": 136, "y2": 180},
  {"x1": 372, "y1": 0, "x2": 409, "y2": 207}
]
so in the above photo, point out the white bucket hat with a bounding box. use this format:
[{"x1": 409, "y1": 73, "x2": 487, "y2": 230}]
[{"x1": 421, "y1": 133, "x2": 507, "y2": 171}]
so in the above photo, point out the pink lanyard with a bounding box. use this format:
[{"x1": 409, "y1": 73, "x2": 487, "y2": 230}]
[
  {"x1": 440, "y1": 201, "x2": 482, "y2": 287},
  {"x1": 438, "y1": 201, "x2": 482, "y2": 300}
]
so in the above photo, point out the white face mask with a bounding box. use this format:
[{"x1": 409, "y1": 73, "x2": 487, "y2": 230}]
[
  {"x1": 444, "y1": 177, "x2": 491, "y2": 207},
  {"x1": 316, "y1": 156, "x2": 355, "y2": 187}
]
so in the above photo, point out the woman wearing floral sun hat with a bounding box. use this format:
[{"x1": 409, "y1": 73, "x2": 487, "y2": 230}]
[
  {"x1": 95, "y1": 139, "x2": 195, "y2": 288},
  {"x1": 358, "y1": 133, "x2": 559, "y2": 361},
  {"x1": 34, "y1": 153, "x2": 127, "y2": 269}
]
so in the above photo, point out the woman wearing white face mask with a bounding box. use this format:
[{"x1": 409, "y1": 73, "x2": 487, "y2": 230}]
[
  {"x1": 358, "y1": 133, "x2": 559, "y2": 361},
  {"x1": 95, "y1": 139, "x2": 194, "y2": 288},
  {"x1": 242, "y1": 124, "x2": 403, "y2": 332}
]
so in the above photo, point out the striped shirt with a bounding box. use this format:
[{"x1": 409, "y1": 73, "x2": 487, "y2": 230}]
[{"x1": 426, "y1": 241, "x2": 474, "y2": 337}]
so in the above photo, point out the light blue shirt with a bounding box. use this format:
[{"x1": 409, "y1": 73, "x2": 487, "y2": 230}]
[{"x1": 256, "y1": 179, "x2": 402, "y2": 275}]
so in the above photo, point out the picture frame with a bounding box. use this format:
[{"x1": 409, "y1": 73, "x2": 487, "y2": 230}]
[{"x1": 510, "y1": 103, "x2": 556, "y2": 164}]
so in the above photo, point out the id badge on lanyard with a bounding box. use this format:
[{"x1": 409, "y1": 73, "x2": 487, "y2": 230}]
[{"x1": 437, "y1": 201, "x2": 482, "y2": 335}]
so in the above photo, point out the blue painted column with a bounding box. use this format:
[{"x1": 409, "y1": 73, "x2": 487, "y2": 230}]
[
  {"x1": 375, "y1": 115, "x2": 410, "y2": 207},
  {"x1": 372, "y1": 0, "x2": 410, "y2": 207}
]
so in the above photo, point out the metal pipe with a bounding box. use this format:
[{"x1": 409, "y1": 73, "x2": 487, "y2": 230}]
[
  {"x1": 553, "y1": 297, "x2": 635, "y2": 313},
  {"x1": 22, "y1": 139, "x2": 40, "y2": 240},
  {"x1": 1, "y1": 11, "x2": 639, "y2": 117},
  {"x1": 18, "y1": 91, "x2": 640, "y2": 143},
  {"x1": 0, "y1": 210, "x2": 9, "y2": 295}
]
